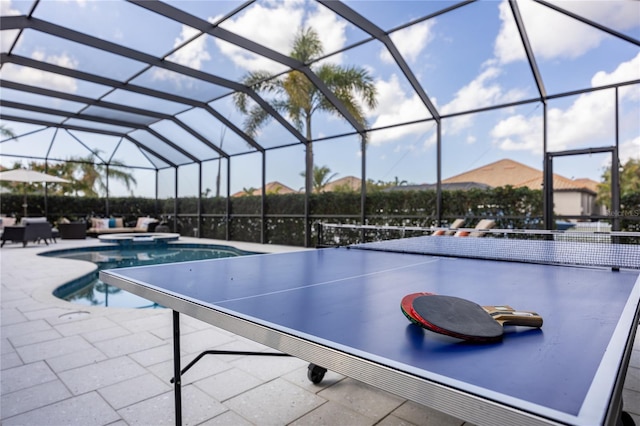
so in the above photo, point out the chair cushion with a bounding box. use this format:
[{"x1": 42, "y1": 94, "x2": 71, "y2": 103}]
[
  {"x1": 135, "y1": 217, "x2": 158, "y2": 231},
  {"x1": 450, "y1": 218, "x2": 465, "y2": 228},
  {"x1": 0, "y1": 217, "x2": 16, "y2": 228},
  {"x1": 21, "y1": 217, "x2": 48, "y2": 225},
  {"x1": 91, "y1": 218, "x2": 110, "y2": 230}
]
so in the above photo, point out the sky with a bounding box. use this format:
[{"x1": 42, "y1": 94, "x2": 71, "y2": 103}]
[{"x1": 0, "y1": 0, "x2": 639, "y2": 198}]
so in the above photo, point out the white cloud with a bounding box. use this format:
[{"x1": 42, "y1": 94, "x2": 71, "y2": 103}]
[
  {"x1": 494, "y1": 0, "x2": 526, "y2": 64},
  {"x1": 592, "y1": 52, "x2": 640, "y2": 100},
  {"x1": 491, "y1": 114, "x2": 542, "y2": 152},
  {"x1": 1, "y1": 1, "x2": 21, "y2": 52},
  {"x1": 1, "y1": 0, "x2": 81, "y2": 92},
  {"x1": 1, "y1": 51, "x2": 78, "y2": 93},
  {"x1": 598, "y1": 135, "x2": 640, "y2": 170},
  {"x1": 620, "y1": 135, "x2": 640, "y2": 163},
  {"x1": 443, "y1": 67, "x2": 502, "y2": 114},
  {"x1": 381, "y1": 20, "x2": 435, "y2": 64},
  {"x1": 0, "y1": 0, "x2": 20, "y2": 16},
  {"x1": 549, "y1": 91, "x2": 614, "y2": 150},
  {"x1": 216, "y1": 8, "x2": 303, "y2": 73},
  {"x1": 212, "y1": 1, "x2": 347, "y2": 73},
  {"x1": 365, "y1": 0, "x2": 637, "y2": 161},
  {"x1": 491, "y1": 52, "x2": 640, "y2": 154},
  {"x1": 1, "y1": 29, "x2": 19, "y2": 52},
  {"x1": 305, "y1": 3, "x2": 347, "y2": 64},
  {"x1": 494, "y1": 0, "x2": 623, "y2": 64},
  {"x1": 154, "y1": 26, "x2": 211, "y2": 87},
  {"x1": 441, "y1": 65, "x2": 527, "y2": 134},
  {"x1": 368, "y1": 48, "x2": 527, "y2": 147},
  {"x1": 555, "y1": 0, "x2": 640, "y2": 32},
  {"x1": 492, "y1": 91, "x2": 614, "y2": 153},
  {"x1": 367, "y1": 74, "x2": 433, "y2": 146},
  {"x1": 166, "y1": 26, "x2": 211, "y2": 70}
]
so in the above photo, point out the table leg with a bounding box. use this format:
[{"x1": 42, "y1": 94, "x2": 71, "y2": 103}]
[{"x1": 172, "y1": 310, "x2": 182, "y2": 426}]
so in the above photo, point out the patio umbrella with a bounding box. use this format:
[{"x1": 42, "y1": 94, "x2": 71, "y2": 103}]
[{"x1": 0, "y1": 169, "x2": 69, "y2": 218}]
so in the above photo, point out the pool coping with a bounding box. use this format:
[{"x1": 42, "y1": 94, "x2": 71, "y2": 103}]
[
  {"x1": 45, "y1": 242, "x2": 264, "y2": 307},
  {"x1": 28, "y1": 237, "x2": 310, "y2": 316}
]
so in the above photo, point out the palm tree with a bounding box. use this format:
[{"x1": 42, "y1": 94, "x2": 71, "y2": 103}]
[
  {"x1": 0, "y1": 125, "x2": 16, "y2": 138},
  {"x1": 242, "y1": 187, "x2": 257, "y2": 196},
  {"x1": 392, "y1": 176, "x2": 408, "y2": 187},
  {"x1": 215, "y1": 124, "x2": 228, "y2": 198},
  {"x1": 65, "y1": 151, "x2": 137, "y2": 197},
  {"x1": 300, "y1": 165, "x2": 338, "y2": 193},
  {"x1": 233, "y1": 27, "x2": 377, "y2": 194}
]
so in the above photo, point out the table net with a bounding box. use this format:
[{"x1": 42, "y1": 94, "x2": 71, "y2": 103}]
[{"x1": 320, "y1": 224, "x2": 640, "y2": 270}]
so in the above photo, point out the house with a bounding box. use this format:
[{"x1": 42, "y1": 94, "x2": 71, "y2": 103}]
[
  {"x1": 232, "y1": 176, "x2": 363, "y2": 197},
  {"x1": 323, "y1": 176, "x2": 362, "y2": 192},
  {"x1": 231, "y1": 181, "x2": 296, "y2": 197},
  {"x1": 441, "y1": 159, "x2": 604, "y2": 217},
  {"x1": 385, "y1": 182, "x2": 492, "y2": 192}
]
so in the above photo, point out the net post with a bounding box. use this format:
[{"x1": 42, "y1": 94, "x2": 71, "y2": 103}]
[{"x1": 172, "y1": 310, "x2": 182, "y2": 426}]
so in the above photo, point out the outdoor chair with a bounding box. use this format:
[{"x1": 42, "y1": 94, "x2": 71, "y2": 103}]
[
  {"x1": 87, "y1": 216, "x2": 159, "y2": 237},
  {"x1": 454, "y1": 219, "x2": 496, "y2": 237},
  {"x1": 1, "y1": 217, "x2": 55, "y2": 247},
  {"x1": 432, "y1": 218, "x2": 466, "y2": 236},
  {"x1": 58, "y1": 222, "x2": 87, "y2": 239}
]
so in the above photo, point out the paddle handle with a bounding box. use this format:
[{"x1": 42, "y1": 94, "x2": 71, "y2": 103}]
[{"x1": 483, "y1": 305, "x2": 543, "y2": 328}]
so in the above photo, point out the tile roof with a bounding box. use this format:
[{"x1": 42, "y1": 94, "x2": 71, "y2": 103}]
[
  {"x1": 323, "y1": 176, "x2": 362, "y2": 192},
  {"x1": 571, "y1": 178, "x2": 601, "y2": 193},
  {"x1": 232, "y1": 181, "x2": 296, "y2": 197},
  {"x1": 385, "y1": 182, "x2": 492, "y2": 191},
  {"x1": 442, "y1": 159, "x2": 598, "y2": 193}
]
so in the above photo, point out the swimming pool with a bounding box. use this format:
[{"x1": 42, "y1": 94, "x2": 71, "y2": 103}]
[{"x1": 44, "y1": 244, "x2": 257, "y2": 308}]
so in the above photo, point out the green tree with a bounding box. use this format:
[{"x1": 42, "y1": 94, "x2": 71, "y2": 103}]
[
  {"x1": 366, "y1": 179, "x2": 390, "y2": 193},
  {"x1": 0, "y1": 124, "x2": 16, "y2": 138},
  {"x1": 26, "y1": 161, "x2": 73, "y2": 195},
  {"x1": 597, "y1": 158, "x2": 640, "y2": 209},
  {"x1": 215, "y1": 123, "x2": 228, "y2": 198},
  {"x1": 391, "y1": 176, "x2": 408, "y2": 187},
  {"x1": 233, "y1": 27, "x2": 377, "y2": 194},
  {"x1": 0, "y1": 161, "x2": 72, "y2": 196},
  {"x1": 7, "y1": 152, "x2": 138, "y2": 197},
  {"x1": 300, "y1": 165, "x2": 338, "y2": 193},
  {"x1": 67, "y1": 151, "x2": 137, "y2": 197},
  {"x1": 242, "y1": 187, "x2": 257, "y2": 196}
]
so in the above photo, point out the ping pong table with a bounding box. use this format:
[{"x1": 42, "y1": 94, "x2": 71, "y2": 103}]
[{"x1": 100, "y1": 235, "x2": 640, "y2": 426}]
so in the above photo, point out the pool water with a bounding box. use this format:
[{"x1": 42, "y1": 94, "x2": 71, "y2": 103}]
[{"x1": 44, "y1": 244, "x2": 256, "y2": 308}]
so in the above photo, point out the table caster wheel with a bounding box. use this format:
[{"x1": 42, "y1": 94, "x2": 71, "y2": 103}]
[{"x1": 307, "y1": 363, "x2": 327, "y2": 384}]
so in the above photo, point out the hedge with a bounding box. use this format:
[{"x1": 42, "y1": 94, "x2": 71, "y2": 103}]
[{"x1": 1, "y1": 187, "x2": 637, "y2": 246}]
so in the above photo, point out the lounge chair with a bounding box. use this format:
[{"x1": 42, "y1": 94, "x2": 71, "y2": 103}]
[
  {"x1": 432, "y1": 218, "x2": 465, "y2": 236},
  {"x1": 454, "y1": 219, "x2": 496, "y2": 237}
]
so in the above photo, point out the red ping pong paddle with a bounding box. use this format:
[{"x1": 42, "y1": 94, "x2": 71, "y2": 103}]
[
  {"x1": 401, "y1": 292, "x2": 434, "y2": 325},
  {"x1": 402, "y1": 293, "x2": 543, "y2": 343}
]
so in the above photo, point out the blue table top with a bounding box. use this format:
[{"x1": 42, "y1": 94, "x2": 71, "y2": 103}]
[{"x1": 101, "y1": 246, "x2": 640, "y2": 423}]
